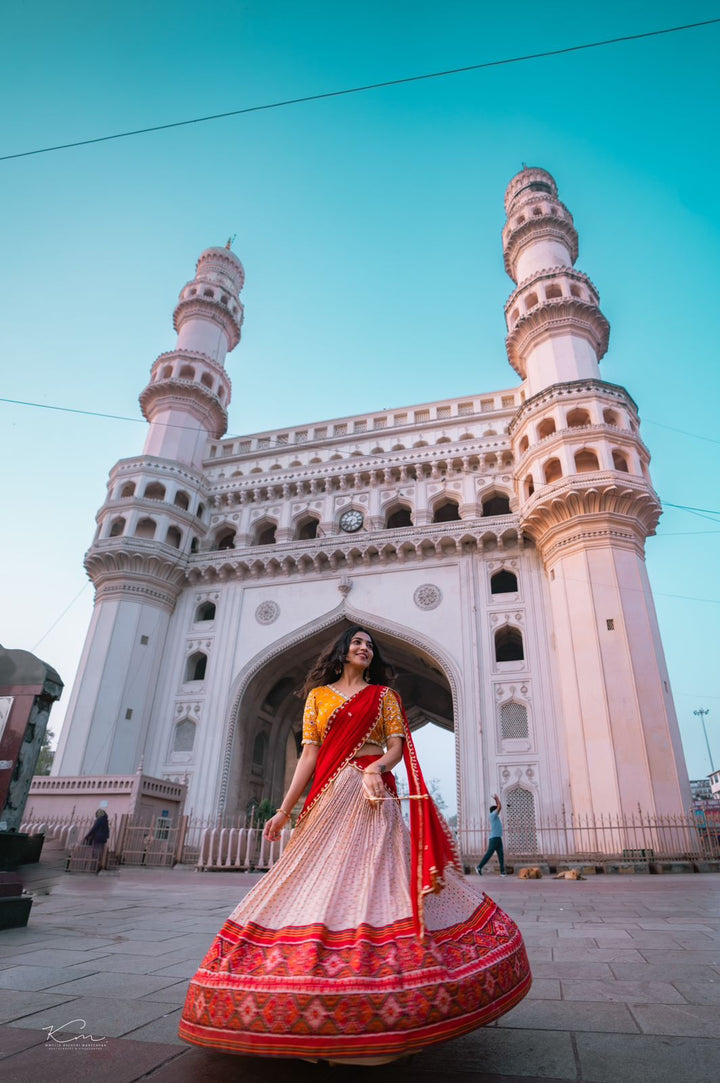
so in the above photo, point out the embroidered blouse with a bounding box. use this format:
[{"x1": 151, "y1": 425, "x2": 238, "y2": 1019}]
[{"x1": 302, "y1": 685, "x2": 405, "y2": 748}]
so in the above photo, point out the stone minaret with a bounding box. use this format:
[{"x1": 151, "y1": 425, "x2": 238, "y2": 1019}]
[
  {"x1": 53, "y1": 247, "x2": 245, "y2": 775},
  {"x1": 504, "y1": 168, "x2": 691, "y2": 817}
]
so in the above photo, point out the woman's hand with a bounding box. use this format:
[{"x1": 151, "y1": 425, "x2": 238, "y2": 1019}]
[
  {"x1": 362, "y1": 765, "x2": 387, "y2": 801},
  {"x1": 264, "y1": 811, "x2": 290, "y2": 842}
]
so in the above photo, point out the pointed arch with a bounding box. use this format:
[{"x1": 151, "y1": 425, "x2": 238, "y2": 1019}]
[{"x1": 215, "y1": 603, "x2": 463, "y2": 819}]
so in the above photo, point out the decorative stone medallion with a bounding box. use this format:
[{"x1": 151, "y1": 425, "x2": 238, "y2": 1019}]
[
  {"x1": 413, "y1": 584, "x2": 442, "y2": 610},
  {"x1": 255, "y1": 600, "x2": 280, "y2": 625}
]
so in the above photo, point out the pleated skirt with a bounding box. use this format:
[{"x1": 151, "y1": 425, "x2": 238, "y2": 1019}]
[{"x1": 179, "y1": 763, "x2": 531, "y2": 1060}]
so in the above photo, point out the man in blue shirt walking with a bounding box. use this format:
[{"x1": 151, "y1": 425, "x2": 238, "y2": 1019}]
[{"x1": 476, "y1": 793, "x2": 506, "y2": 877}]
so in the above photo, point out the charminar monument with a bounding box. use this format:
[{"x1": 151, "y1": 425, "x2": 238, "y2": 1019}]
[{"x1": 52, "y1": 167, "x2": 691, "y2": 854}]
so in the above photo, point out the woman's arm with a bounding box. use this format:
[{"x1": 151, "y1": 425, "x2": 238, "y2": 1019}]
[
  {"x1": 263, "y1": 743, "x2": 320, "y2": 840},
  {"x1": 361, "y1": 736, "x2": 404, "y2": 800}
]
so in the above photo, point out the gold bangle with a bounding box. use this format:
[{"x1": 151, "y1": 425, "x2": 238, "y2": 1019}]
[{"x1": 277, "y1": 807, "x2": 292, "y2": 820}]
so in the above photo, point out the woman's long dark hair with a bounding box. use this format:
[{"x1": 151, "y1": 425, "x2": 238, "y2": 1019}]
[{"x1": 300, "y1": 625, "x2": 394, "y2": 699}]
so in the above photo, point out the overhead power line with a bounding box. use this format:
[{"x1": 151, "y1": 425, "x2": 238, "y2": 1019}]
[
  {"x1": 2, "y1": 18, "x2": 719, "y2": 163},
  {"x1": 4, "y1": 395, "x2": 720, "y2": 463}
]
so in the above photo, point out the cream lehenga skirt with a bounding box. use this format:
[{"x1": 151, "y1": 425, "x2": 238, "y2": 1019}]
[{"x1": 179, "y1": 764, "x2": 531, "y2": 1060}]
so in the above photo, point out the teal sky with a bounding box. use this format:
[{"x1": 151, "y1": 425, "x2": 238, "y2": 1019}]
[{"x1": 1, "y1": 2, "x2": 719, "y2": 808}]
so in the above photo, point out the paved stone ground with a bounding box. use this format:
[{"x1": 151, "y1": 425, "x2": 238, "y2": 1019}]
[{"x1": 0, "y1": 867, "x2": 718, "y2": 1082}]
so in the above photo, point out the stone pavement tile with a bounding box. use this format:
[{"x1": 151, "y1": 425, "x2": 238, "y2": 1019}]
[
  {"x1": 576, "y1": 1032, "x2": 720, "y2": 1083},
  {"x1": 0, "y1": 1024, "x2": 46, "y2": 1058},
  {"x1": 1, "y1": 947, "x2": 118, "y2": 969},
  {"x1": 495, "y1": 999, "x2": 639, "y2": 1033},
  {"x1": 550, "y1": 946, "x2": 646, "y2": 963},
  {"x1": 560, "y1": 978, "x2": 687, "y2": 1004},
  {"x1": 0, "y1": 966, "x2": 101, "y2": 992},
  {"x1": 671, "y1": 980, "x2": 720, "y2": 1004},
  {"x1": 524, "y1": 979, "x2": 561, "y2": 1000},
  {"x1": 48, "y1": 971, "x2": 183, "y2": 1000},
  {"x1": 405, "y1": 1026, "x2": 578, "y2": 1079},
  {"x1": 94, "y1": 938, "x2": 194, "y2": 956},
  {"x1": 149, "y1": 960, "x2": 200, "y2": 979},
  {"x1": 122, "y1": 1007, "x2": 184, "y2": 1044},
  {"x1": 639, "y1": 948, "x2": 720, "y2": 965},
  {"x1": 0, "y1": 991, "x2": 76, "y2": 1026},
  {"x1": 523, "y1": 947, "x2": 553, "y2": 962},
  {"x1": 630, "y1": 1003, "x2": 720, "y2": 1038},
  {"x1": 9, "y1": 996, "x2": 171, "y2": 1037},
  {"x1": 558, "y1": 926, "x2": 631, "y2": 940},
  {"x1": 59, "y1": 951, "x2": 196, "y2": 975},
  {"x1": 139, "y1": 980, "x2": 190, "y2": 1005},
  {"x1": 609, "y1": 962, "x2": 720, "y2": 982},
  {"x1": 622, "y1": 932, "x2": 688, "y2": 947},
  {"x1": 531, "y1": 961, "x2": 613, "y2": 980},
  {"x1": 0, "y1": 1031, "x2": 185, "y2": 1083}
]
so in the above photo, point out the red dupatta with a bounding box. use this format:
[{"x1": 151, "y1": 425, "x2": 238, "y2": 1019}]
[{"x1": 298, "y1": 683, "x2": 461, "y2": 937}]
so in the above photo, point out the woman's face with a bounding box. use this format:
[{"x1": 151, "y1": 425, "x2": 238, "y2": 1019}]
[{"x1": 345, "y1": 631, "x2": 374, "y2": 669}]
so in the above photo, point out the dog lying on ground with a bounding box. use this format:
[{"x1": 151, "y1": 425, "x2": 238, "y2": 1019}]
[
  {"x1": 517, "y1": 867, "x2": 543, "y2": 879},
  {"x1": 553, "y1": 869, "x2": 585, "y2": 880}
]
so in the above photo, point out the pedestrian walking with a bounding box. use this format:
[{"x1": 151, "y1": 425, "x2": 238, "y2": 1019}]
[{"x1": 476, "y1": 793, "x2": 506, "y2": 876}]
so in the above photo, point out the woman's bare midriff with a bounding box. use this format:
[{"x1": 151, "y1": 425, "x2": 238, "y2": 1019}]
[{"x1": 354, "y1": 743, "x2": 383, "y2": 758}]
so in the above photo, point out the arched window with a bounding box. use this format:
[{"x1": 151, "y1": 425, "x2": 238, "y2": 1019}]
[
  {"x1": 603, "y1": 408, "x2": 619, "y2": 426},
  {"x1": 195, "y1": 601, "x2": 216, "y2": 621},
  {"x1": 197, "y1": 503, "x2": 205, "y2": 519},
  {"x1": 506, "y1": 787, "x2": 538, "y2": 853},
  {"x1": 174, "y1": 490, "x2": 190, "y2": 510},
  {"x1": 120, "y1": 482, "x2": 136, "y2": 498},
  {"x1": 525, "y1": 292, "x2": 539, "y2": 310},
  {"x1": 215, "y1": 528, "x2": 236, "y2": 550},
  {"x1": 574, "y1": 449, "x2": 600, "y2": 472},
  {"x1": 253, "y1": 522, "x2": 277, "y2": 546},
  {"x1": 544, "y1": 458, "x2": 562, "y2": 484},
  {"x1": 524, "y1": 474, "x2": 535, "y2": 499},
  {"x1": 162, "y1": 365, "x2": 173, "y2": 379},
  {"x1": 190, "y1": 536, "x2": 199, "y2": 553},
  {"x1": 144, "y1": 482, "x2": 166, "y2": 501},
  {"x1": 432, "y1": 499, "x2": 460, "y2": 523},
  {"x1": 252, "y1": 732, "x2": 267, "y2": 770},
  {"x1": 545, "y1": 284, "x2": 562, "y2": 299},
  {"x1": 519, "y1": 435, "x2": 529, "y2": 453},
  {"x1": 185, "y1": 652, "x2": 207, "y2": 682},
  {"x1": 482, "y1": 493, "x2": 511, "y2": 517},
  {"x1": 108, "y1": 517, "x2": 125, "y2": 538},
  {"x1": 567, "y1": 408, "x2": 591, "y2": 428},
  {"x1": 537, "y1": 418, "x2": 556, "y2": 439},
  {"x1": 495, "y1": 626, "x2": 524, "y2": 662},
  {"x1": 491, "y1": 569, "x2": 518, "y2": 595},
  {"x1": 200, "y1": 372, "x2": 213, "y2": 389},
  {"x1": 612, "y1": 450, "x2": 629, "y2": 473},
  {"x1": 135, "y1": 517, "x2": 156, "y2": 540},
  {"x1": 500, "y1": 702, "x2": 528, "y2": 739},
  {"x1": 296, "y1": 517, "x2": 319, "y2": 540},
  {"x1": 165, "y1": 526, "x2": 182, "y2": 548},
  {"x1": 179, "y1": 365, "x2": 195, "y2": 380},
  {"x1": 173, "y1": 719, "x2": 196, "y2": 753},
  {"x1": 386, "y1": 506, "x2": 413, "y2": 529}
]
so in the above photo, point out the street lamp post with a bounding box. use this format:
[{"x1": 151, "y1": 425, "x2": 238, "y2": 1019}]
[{"x1": 693, "y1": 708, "x2": 714, "y2": 773}]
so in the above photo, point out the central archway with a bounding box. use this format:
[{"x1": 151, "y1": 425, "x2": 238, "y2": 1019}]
[{"x1": 220, "y1": 611, "x2": 457, "y2": 820}]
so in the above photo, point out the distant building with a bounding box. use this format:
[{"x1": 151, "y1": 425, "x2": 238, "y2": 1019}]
[
  {"x1": 691, "y1": 778, "x2": 713, "y2": 802},
  {"x1": 52, "y1": 167, "x2": 691, "y2": 857},
  {"x1": 710, "y1": 771, "x2": 720, "y2": 799}
]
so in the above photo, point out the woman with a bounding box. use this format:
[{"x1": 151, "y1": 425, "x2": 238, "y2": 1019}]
[{"x1": 179, "y1": 626, "x2": 531, "y2": 1063}]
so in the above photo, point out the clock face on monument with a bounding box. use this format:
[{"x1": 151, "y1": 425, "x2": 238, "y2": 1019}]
[{"x1": 339, "y1": 509, "x2": 364, "y2": 533}]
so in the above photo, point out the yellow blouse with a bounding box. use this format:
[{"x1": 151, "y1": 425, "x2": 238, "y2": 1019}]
[{"x1": 302, "y1": 685, "x2": 405, "y2": 748}]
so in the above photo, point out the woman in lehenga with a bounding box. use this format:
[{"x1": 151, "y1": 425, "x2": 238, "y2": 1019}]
[{"x1": 179, "y1": 626, "x2": 531, "y2": 1063}]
